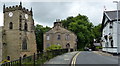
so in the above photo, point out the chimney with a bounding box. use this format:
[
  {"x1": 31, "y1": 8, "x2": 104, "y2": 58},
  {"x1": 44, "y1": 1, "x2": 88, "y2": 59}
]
[{"x1": 54, "y1": 19, "x2": 62, "y2": 27}]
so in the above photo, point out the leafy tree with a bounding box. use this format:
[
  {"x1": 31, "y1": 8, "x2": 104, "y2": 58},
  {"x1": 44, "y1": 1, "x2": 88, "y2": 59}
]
[
  {"x1": 35, "y1": 24, "x2": 51, "y2": 52},
  {"x1": 61, "y1": 14, "x2": 101, "y2": 50},
  {"x1": 93, "y1": 24, "x2": 102, "y2": 43}
]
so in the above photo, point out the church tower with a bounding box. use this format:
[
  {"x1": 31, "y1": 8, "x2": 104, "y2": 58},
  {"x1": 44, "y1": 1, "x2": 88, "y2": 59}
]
[{"x1": 3, "y1": 2, "x2": 37, "y2": 60}]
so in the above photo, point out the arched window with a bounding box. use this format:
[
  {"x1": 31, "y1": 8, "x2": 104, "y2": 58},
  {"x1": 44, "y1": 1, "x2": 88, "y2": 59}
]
[
  {"x1": 66, "y1": 43, "x2": 70, "y2": 48},
  {"x1": 19, "y1": 15, "x2": 22, "y2": 22},
  {"x1": 24, "y1": 23, "x2": 27, "y2": 31},
  {"x1": 19, "y1": 23, "x2": 22, "y2": 30},
  {"x1": 23, "y1": 54, "x2": 27, "y2": 58},
  {"x1": 57, "y1": 35, "x2": 61, "y2": 40},
  {"x1": 9, "y1": 22, "x2": 13, "y2": 29},
  {"x1": 19, "y1": 15, "x2": 22, "y2": 30},
  {"x1": 22, "y1": 38, "x2": 27, "y2": 50}
]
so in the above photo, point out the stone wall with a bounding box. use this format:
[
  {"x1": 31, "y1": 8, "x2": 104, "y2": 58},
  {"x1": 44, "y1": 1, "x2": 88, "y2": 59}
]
[{"x1": 0, "y1": 26, "x2": 3, "y2": 62}]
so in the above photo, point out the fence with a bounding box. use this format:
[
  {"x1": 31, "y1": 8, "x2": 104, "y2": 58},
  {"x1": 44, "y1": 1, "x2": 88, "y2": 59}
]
[{"x1": 1, "y1": 49, "x2": 69, "y2": 66}]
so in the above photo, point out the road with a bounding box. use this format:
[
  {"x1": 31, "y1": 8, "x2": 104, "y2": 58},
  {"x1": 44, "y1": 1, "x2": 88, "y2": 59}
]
[
  {"x1": 74, "y1": 51, "x2": 118, "y2": 66},
  {"x1": 45, "y1": 51, "x2": 119, "y2": 66},
  {"x1": 45, "y1": 51, "x2": 78, "y2": 64}
]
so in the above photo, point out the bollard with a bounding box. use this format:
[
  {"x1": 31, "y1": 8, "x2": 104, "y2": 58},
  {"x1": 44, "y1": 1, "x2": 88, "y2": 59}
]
[
  {"x1": 19, "y1": 57, "x2": 22, "y2": 66},
  {"x1": 33, "y1": 53, "x2": 35, "y2": 66}
]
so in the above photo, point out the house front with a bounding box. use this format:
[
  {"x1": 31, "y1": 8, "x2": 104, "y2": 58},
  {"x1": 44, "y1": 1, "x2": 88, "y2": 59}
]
[
  {"x1": 44, "y1": 20, "x2": 77, "y2": 51},
  {"x1": 101, "y1": 10, "x2": 120, "y2": 53}
]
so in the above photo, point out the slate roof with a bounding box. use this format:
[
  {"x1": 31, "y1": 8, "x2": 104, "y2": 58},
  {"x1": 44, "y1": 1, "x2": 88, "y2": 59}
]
[
  {"x1": 46, "y1": 26, "x2": 71, "y2": 34},
  {"x1": 105, "y1": 10, "x2": 120, "y2": 21},
  {"x1": 102, "y1": 10, "x2": 120, "y2": 30}
]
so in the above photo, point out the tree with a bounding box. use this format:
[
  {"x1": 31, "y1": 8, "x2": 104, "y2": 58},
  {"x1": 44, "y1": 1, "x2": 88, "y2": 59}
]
[
  {"x1": 35, "y1": 24, "x2": 51, "y2": 52},
  {"x1": 93, "y1": 24, "x2": 102, "y2": 43},
  {"x1": 61, "y1": 14, "x2": 99, "y2": 50}
]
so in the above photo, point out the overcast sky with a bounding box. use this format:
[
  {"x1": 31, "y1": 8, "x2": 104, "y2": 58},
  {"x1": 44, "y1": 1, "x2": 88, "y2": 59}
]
[{"x1": 0, "y1": 0, "x2": 119, "y2": 27}]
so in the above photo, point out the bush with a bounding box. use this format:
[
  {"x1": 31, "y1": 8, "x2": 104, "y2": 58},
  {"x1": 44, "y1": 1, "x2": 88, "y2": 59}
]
[{"x1": 46, "y1": 44, "x2": 62, "y2": 51}]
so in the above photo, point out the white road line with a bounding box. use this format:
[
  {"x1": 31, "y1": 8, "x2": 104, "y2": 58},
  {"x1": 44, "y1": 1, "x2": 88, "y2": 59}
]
[
  {"x1": 64, "y1": 58, "x2": 69, "y2": 60},
  {"x1": 71, "y1": 52, "x2": 80, "y2": 66}
]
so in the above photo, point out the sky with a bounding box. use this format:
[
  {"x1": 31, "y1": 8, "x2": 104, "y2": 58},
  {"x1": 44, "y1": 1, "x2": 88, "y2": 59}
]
[{"x1": 0, "y1": 0, "x2": 119, "y2": 27}]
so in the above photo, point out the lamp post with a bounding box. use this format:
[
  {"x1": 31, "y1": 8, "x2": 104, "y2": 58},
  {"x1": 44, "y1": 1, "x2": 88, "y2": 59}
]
[{"x1": 113, "y1": 1, "x2": 119, "y2": 54}]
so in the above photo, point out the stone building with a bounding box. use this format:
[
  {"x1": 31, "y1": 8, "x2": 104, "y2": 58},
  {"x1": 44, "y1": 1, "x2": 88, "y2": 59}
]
[
  {"x1": 0, "y1": 2, "x2": 37, "y2": 61},
  {"x1": 0, "y1": 27, "x2": 3, "y2": 62},
  {"x1": 44, "y1": 20, "x2": 77, "y2": 51}
]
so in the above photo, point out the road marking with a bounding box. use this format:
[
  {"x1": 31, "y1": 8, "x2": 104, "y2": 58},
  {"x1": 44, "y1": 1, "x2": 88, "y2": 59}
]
[
  {"x1": 71, "y1": 52, "x2": 80, "y2": 66},
  {"x1": 64, "y1": 58, "x2": 69, "y2": 60}
]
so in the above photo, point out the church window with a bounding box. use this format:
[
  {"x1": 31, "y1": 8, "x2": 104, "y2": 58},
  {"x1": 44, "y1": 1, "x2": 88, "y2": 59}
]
[
  {"x1": 9, "y1": 22, "x2": 13, "y2": 29},
  {"x1": 57, "y1": 35, "x2": 61, "y2": 40},
  {"x1": 19, "y1": 23, "x2": 22, "y2": 30},
  {"x1": 24, "y1": 23, "x2": 27, "y2": 31},
  {"x1": 20, "y1": 15, "x2": 22, "y2": 22},
  {"x1": 19, "y1": 15, "x2": 22, "y2": 30},
  {"x1": 22, "y1": 38, "x2": 27, "y2": 50}
]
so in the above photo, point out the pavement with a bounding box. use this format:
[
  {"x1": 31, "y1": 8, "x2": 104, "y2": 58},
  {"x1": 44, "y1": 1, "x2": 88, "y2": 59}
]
[
  {"x1": 45, "y1": 51, "x2": 78, "y2": 64},
  {"x1": 93, "y1": 51, "x2": 116, "y2": 57}
]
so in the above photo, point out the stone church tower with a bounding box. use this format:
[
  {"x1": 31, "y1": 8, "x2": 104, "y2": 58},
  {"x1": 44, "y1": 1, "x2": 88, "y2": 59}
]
[{"x1": 2, "y1": 2, "x2": 37, "y2": 60}]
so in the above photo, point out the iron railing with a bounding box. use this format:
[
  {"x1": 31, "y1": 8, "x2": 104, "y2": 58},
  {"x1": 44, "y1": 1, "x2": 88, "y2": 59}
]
[{"x1": 1, "y1": 49, "x2": 69, "y2": 66}]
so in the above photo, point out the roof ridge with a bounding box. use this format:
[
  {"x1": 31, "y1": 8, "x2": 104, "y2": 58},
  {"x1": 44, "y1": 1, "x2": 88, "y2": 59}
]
[{"x1": 105, "y1": 10, "x2": 120, "y2": 12}]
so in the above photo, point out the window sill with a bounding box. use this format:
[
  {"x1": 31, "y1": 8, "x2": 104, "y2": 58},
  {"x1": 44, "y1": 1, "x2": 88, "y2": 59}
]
[{"x1": 21, "y1": 50, "x2": 29, "y2": 52}]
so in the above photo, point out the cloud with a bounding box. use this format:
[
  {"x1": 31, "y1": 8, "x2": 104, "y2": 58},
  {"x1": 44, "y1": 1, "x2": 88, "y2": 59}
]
[
  {"x1": 0, "y1": 0, "x2": 119, "y2": 2},
  {"x1": 0, "y1": 0, "x2": 118, "y2": 27},
  {"x1": 30, "y1": 2, "x2": 74, "y2": 27}
]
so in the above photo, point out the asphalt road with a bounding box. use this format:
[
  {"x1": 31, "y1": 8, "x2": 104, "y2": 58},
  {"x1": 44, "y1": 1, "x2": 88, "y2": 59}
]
[
  {"x1": 75, "y1": 51, "x2": 118, "y2": 66},
  {"x1": 44, "y1": 51, "x2": 119, "y2": 66},
  {"x1": 45, "y1": 51, "x2": 78, "y2": 64}
]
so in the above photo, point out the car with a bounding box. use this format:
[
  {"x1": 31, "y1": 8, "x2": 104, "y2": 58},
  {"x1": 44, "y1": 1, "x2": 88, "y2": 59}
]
[{"x1": 89, "y1": 49, "x2": 92, "y2": 51}]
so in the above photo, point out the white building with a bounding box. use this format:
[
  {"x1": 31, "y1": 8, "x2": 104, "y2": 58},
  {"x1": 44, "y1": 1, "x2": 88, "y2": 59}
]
[
  {"x1": 101, "y1": 10, "x2": 120, "y2": 53},
  {"x1": 0, "y1": 26, "x2": 3, "y2": 62}
]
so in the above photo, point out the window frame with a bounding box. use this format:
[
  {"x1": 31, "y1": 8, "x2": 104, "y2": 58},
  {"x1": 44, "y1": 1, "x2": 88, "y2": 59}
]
[
  {"x1": 57, "y1": 35, "x2": 61, "y2": 40},
  {"x1": 9, "y1": 22, "x2": 13, "y2": 29}
]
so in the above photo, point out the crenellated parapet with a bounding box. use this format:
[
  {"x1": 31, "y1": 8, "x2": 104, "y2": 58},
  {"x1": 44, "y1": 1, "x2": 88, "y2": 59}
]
[{"x1": 3, "y1": 2, "x2": 33, "y2": 16}]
